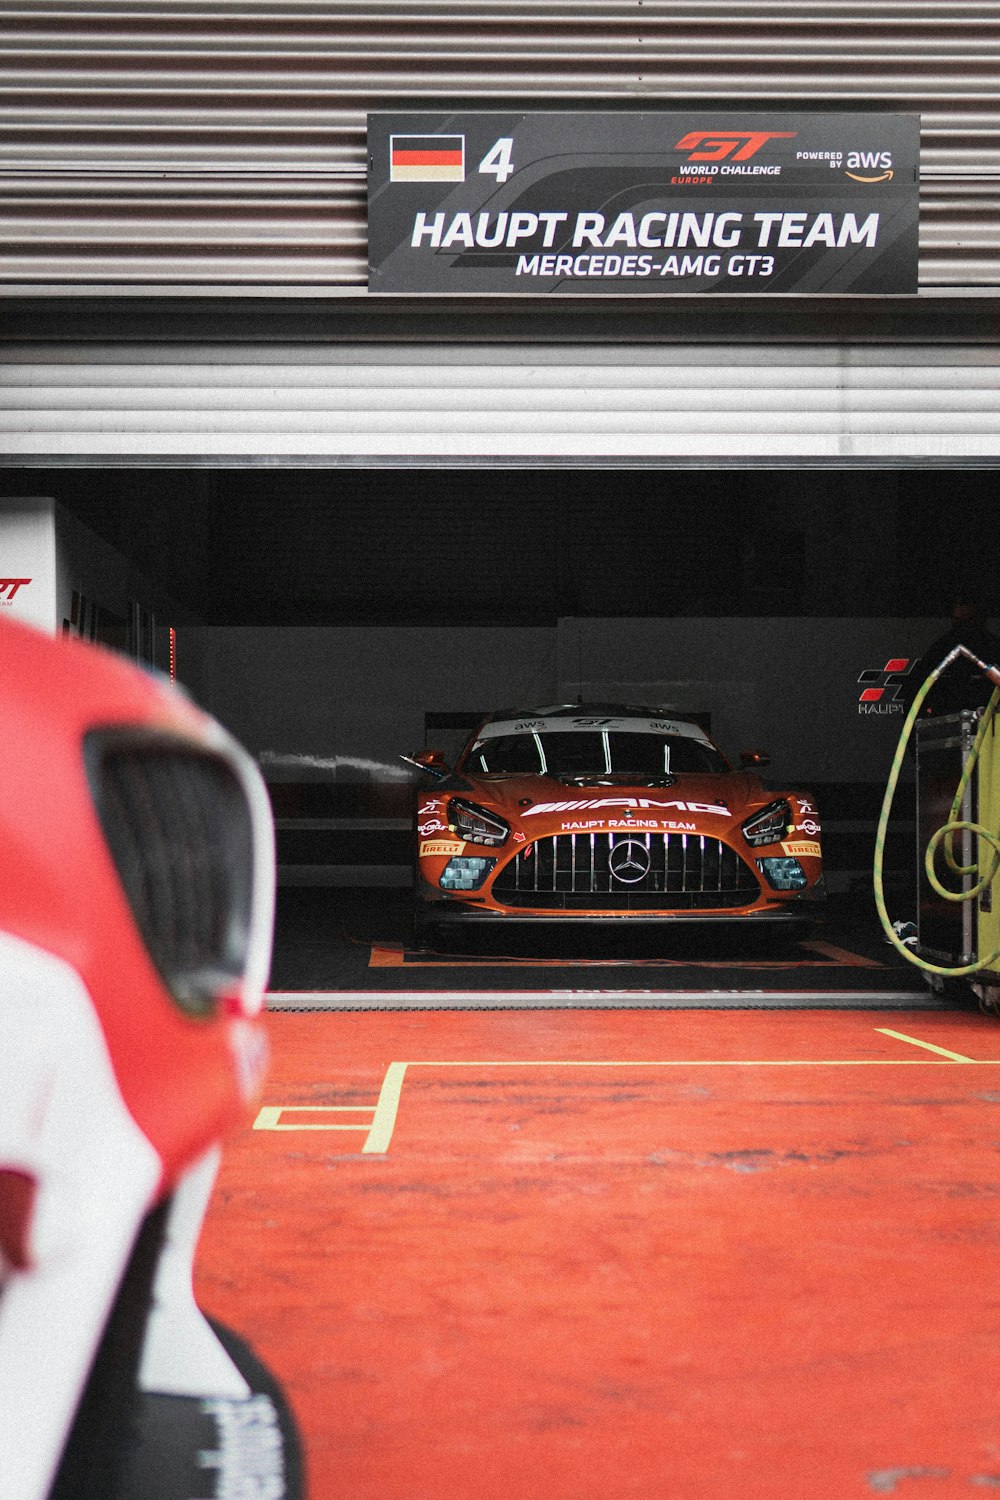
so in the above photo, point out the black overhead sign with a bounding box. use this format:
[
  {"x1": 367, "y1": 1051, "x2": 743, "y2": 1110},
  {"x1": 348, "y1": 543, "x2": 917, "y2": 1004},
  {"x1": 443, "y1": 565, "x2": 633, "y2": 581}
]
[{"x1": 367, "y1": 112, "x2": 919, "y2": 296}]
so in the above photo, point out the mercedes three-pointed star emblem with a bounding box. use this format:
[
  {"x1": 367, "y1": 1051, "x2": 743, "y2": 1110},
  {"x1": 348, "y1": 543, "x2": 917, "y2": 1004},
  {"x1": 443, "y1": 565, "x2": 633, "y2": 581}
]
[{"x1": 608, "y1": 837, "x2": 652, "y2": 884}]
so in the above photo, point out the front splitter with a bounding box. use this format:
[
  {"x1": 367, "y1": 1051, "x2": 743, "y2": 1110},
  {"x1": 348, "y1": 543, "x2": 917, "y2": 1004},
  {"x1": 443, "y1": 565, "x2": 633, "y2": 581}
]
[{"x1": 418, "y1": 908, "x2": 810, "y2": 925}]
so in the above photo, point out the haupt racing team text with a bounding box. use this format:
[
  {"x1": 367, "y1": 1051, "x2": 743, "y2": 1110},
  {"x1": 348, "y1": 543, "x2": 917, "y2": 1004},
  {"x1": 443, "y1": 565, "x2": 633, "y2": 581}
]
[{"x1": 410, "y1": 207, "x2": 880, "y2": 278}]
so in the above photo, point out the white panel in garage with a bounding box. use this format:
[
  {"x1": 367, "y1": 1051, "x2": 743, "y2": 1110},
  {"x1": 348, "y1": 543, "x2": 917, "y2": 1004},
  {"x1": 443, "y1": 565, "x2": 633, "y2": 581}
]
[
  {"x1": 0, "y1": 498, "x2": 57, "y2": 630},
  {"x1": 2, "y1": 342, "x2": 1000, "y2": 461}
]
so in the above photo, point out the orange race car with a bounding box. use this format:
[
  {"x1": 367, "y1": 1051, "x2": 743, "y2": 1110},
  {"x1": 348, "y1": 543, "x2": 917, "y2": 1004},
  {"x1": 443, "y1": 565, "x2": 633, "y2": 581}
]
[{"x1": 404, "y1": 703, "x2": 823, "y2": 940}]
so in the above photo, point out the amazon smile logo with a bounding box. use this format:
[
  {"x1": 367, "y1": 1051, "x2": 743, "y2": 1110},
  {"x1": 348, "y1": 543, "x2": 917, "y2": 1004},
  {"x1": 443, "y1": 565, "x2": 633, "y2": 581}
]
[{"x1": 844, "y1": 150, "x2": 894, "y2": 185}]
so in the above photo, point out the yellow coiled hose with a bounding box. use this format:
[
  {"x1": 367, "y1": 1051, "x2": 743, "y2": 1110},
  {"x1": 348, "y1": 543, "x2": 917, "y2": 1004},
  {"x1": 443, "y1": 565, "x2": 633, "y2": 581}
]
[{"x1": 874, "y1": 645, "x2": 1000, "y2": 978}]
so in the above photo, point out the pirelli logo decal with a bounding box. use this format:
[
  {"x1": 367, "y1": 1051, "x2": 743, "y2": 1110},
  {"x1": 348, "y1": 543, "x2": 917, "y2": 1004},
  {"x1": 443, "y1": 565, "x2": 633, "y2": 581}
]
[{"x1": 781, "y1": 840, "x2": 822, "y2": 859}]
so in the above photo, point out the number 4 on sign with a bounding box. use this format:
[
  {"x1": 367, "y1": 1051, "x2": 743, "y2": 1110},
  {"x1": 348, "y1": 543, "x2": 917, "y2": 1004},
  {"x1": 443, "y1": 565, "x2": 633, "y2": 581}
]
[{"x1": 479, "y1": 137, "x2": 515, "y2": 183}]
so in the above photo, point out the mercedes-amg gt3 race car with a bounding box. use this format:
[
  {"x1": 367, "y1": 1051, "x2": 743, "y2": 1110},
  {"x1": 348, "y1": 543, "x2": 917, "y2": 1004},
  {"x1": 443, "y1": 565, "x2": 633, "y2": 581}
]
[{"x1": 405, "y1": 704, "x2": 823, "y2": 938}]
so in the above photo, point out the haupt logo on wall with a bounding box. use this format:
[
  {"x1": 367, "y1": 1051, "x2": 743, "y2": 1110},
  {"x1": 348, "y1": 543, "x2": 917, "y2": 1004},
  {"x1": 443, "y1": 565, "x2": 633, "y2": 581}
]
[
  {"x1": 857, "y1": 657, "x2": 914, "y2": 716},
  {"x1": 367, "y1": 112, "x2": 920, "y2": 295}
]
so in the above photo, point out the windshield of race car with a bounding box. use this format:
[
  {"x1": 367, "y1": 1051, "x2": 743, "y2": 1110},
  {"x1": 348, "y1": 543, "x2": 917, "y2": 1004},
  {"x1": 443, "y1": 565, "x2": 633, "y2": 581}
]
[{"x1": 464, "y1": 730, "x2": 728, "y2": 777}]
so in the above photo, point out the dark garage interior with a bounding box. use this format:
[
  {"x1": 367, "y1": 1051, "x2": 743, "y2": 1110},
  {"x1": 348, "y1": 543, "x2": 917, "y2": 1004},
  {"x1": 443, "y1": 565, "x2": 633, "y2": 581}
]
[
  {"x1": 3, "y1": 465, "x2": 996, "y2": 992},
  {"x1": 4, "y1": 467, "x2": 997, "y2": 626}
]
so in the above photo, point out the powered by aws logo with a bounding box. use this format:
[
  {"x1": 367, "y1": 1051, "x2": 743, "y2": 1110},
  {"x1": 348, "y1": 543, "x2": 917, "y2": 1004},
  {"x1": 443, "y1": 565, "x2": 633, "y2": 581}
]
[
  {"x1": 845, "y1": 150, "x2": 894, "y2": 183},
  {"x1": 0, "y1": 578, "x2": 30, "y2": 606}
]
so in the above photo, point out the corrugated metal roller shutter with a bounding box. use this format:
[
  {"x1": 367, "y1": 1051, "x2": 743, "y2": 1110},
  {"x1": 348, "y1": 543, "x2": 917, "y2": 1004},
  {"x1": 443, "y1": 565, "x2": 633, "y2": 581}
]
[
  {"x1": 0, "y1": 1, "x2": 997, "y2": 290},
  {"x1": 3, "y1": 342, "x2": 1000, "y2": 460}
]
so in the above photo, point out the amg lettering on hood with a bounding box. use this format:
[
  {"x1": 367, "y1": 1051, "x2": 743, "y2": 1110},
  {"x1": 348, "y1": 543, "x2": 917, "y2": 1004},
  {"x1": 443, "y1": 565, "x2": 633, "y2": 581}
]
[{"x1": 523, "y1": 797, "x2": 728, "y2": 817}]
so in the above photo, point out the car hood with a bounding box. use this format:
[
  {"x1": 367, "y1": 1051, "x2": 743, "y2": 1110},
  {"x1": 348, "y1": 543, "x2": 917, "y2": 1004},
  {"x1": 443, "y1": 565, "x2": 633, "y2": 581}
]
[{"x1": 460, "y1": 770, "x2": 768, "y2": 839}]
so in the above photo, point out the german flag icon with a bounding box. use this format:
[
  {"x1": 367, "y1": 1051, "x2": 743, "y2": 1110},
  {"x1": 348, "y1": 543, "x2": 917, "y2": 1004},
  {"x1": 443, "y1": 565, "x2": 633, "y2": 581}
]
[{"x1": 390, "y1": 135, "x2": 465, "y2": 183}]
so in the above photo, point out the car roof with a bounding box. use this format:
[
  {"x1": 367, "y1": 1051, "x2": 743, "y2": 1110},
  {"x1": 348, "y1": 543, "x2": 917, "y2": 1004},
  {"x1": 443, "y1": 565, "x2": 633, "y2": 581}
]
[
  {"x1": 481, "y1": 702, "x2": 700, "y2": 725},
  {"x1": 468, "y1": 705, "x2": 714, "y2": 746}
]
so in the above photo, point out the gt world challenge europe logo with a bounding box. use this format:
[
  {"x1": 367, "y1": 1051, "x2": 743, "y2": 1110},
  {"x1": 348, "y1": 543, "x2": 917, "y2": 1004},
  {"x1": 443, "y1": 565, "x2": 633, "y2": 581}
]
[{"x1": 857, "y1": 657, "x2": 912, "y2": 716}]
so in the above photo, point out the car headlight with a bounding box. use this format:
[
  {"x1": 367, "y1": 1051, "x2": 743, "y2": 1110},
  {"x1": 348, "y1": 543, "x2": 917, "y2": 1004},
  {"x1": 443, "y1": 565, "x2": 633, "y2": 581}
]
[
  {"x1": 758, "y1": 856, "x2": 808, "y2": 891},
  {"x1": 741, "y1": 799, "x2": 792, "y2": 848},
  {"x1": 440, "y1": 856, "x2": 497, "y2": 891},
  {"x1": 449, "y1": 798, "x2": 510, "y2": 847}
]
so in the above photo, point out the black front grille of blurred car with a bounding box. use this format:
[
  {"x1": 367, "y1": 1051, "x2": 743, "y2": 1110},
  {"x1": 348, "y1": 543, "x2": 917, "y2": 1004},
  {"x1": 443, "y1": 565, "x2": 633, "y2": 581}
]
[
  {"x1": 492, "y1": 832, "x2": 760, "y2": 910},
  {"x1": 86, "y1": 732, "x2": 254, "y2": 1015}
]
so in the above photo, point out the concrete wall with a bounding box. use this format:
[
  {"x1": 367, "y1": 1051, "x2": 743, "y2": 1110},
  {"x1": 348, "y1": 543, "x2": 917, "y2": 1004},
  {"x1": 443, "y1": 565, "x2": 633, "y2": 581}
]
[
  {"x1": 562, "y1": 616, "x2": 958, "y2": 786},
  {"x1": 178, "y1": 625, "x2": 558, "y2": 785},
  {"x1": 56, "y1": 502, "x2": 194, "y2": 643}
]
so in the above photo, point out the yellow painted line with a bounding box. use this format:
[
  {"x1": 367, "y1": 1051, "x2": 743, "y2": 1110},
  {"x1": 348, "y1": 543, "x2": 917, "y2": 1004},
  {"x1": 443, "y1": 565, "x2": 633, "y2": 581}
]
[
  {"x1": 402, "y1": 1058, "x2": 1000, "y2": 1068},
  {"x1": 874, "y1": 1028, "x2": 976, "y2": 1063},
  {"x1": 254, "y1": 1078, "x2": 407, "y2": 1153},
  {"x1": 253, "y1": 1105, "x2": 376, "y2": 1131},
  {"x1": 256, "y1": 1038, "x2": 1000, "y2": 1153},
  {"x1": 364, "y1": 1061, "x2": 408, "y2": 1154}
]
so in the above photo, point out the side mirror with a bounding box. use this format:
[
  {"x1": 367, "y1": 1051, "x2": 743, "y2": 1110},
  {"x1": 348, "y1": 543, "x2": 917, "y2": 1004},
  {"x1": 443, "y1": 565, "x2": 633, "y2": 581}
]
[
  {"x1": 739, "y1": 749, "x2": 771, "y2": 770},
  {"x1": 400, "y1": 748, "x2": 451, "y2": 780}
]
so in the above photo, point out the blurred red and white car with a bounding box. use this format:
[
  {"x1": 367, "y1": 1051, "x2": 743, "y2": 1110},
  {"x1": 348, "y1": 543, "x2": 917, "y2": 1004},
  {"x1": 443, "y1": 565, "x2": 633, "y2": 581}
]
[{"x1": 0, "y1": 618, "x2": 296, "y2": 1500}]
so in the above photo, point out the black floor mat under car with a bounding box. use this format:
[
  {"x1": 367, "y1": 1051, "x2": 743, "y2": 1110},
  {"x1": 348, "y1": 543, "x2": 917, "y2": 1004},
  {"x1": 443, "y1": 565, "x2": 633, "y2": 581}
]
[{"x1": 267, "y1": 888, "x2": 943, "y2": 1004}]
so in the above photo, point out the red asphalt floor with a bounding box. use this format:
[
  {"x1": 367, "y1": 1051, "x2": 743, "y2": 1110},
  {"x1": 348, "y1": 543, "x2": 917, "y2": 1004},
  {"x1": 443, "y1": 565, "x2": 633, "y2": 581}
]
[{"x1": 195, "y1": 1008, "x2": 1000, "y2": 1499}]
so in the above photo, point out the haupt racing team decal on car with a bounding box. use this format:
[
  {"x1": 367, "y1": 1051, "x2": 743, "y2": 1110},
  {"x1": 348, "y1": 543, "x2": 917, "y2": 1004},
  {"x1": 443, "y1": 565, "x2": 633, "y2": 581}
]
[
  {"x1": 0, "y1": 618, "x2": 302, "y2": 1500},
  {"x1": 402, "y1": 702, "x2": 823, "y2": 937}
]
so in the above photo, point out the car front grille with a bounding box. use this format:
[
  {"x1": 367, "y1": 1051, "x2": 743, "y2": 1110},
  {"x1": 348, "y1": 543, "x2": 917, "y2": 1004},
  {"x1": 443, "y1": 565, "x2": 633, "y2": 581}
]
[
  {"x1": 86, "y1": 731, "x2": 255, "y2": 1015},
  {"x1": 492, "y1": 832, "x2": 760, "y2": 910}
]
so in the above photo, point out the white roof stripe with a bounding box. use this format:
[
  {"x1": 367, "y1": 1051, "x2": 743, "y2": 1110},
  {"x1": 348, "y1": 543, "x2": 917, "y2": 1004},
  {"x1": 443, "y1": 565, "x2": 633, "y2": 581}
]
[{"x1": 474, "y1": 715, "x2": 711, "y2": 744}]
